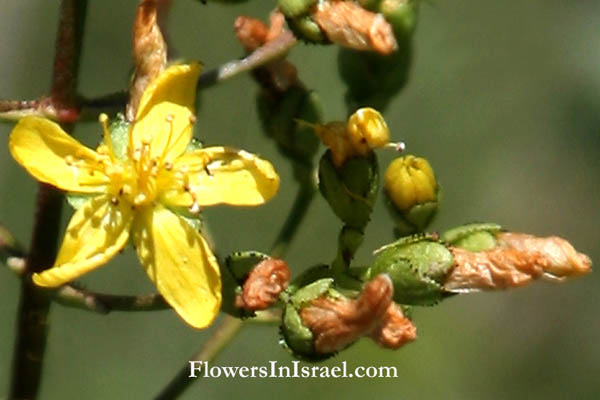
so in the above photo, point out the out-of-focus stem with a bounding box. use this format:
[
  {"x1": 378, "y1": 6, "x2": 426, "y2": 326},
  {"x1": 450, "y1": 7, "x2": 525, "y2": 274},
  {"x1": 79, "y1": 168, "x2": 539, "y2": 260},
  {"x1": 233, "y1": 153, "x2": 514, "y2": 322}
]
[{"x1": 9, "y1": 1, "x2": 88, "y2": 398}]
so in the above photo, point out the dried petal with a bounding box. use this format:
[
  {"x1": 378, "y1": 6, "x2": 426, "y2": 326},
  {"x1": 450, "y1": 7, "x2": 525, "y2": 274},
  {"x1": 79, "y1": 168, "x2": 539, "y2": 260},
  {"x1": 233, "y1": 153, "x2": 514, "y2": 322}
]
[
  {"x1": 234, "y1": 11, "x2": 298, "y2": 92},
  {"x1": 300, "y1": 274, "x2": 393, "y2": 353},
  {"x1": 445, "y1": 233, "x2": 591, "y2": 292},
  {"x1": 127, "y1": 0, "x2": 167, "y2": 121},
  {"x1": 497, "y1": 233, "x2": 591, "y2": 278},
  {"x1": 369, "y1": 302, "x2": 417, "y2": 349},
  {"x1": 313, "y1": 1, "x2": 398, "y2": 55},
  {"x1": 236, "y1": 258, "x2": 291, "y2": 311}
]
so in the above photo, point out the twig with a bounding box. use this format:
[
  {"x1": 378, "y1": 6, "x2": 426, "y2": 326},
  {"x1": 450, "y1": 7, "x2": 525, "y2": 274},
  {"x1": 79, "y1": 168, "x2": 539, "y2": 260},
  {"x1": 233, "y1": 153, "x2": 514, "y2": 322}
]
[
  {"x1": 53, "y1": 286, "x2": 169, "y2": 314},
  {"x1": 9, "y1": 1, "x2": 88, "y2": 398},
  {"x1": 197, "y1": 31, "x2": 297, "y2": 90}
]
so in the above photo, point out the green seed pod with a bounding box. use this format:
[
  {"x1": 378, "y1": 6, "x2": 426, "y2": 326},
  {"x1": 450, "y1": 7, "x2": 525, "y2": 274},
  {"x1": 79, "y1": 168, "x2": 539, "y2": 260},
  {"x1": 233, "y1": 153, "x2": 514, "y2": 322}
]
[
  {"x1": 384, "y1": 155, "x2": 439, "y2": 236},
  {"x1": 278, "y1": 0, "x2": 318, "y2": 18},
  {"x1": 367, "y1": 234, "x2": 455, "y2": 305},
  {"x1": 441, "y1": 223, "x2": 504, "y2": 252},
  {"x1": 257, "y1": 86, "x2": 322, "y2": 164},
  {"x1": 280, "y1": 278, "x2": 336, "y2": 361},
  {"x1": 318, "y1": 150, "x2": 379, "y2": 229}
]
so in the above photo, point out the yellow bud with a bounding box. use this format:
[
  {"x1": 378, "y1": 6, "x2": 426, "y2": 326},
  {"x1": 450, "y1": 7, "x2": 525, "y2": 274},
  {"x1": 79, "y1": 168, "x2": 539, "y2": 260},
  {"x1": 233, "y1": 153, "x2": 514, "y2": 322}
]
[
  {"x1": 347, "y1": 107, "x2": 390, "y2": 152},
  {"x1": 385, "y1": 155, "x2": 436, "y2": 211},
  {"x1": 314, "y1": 107, "x2": 390, "y2": 167}
]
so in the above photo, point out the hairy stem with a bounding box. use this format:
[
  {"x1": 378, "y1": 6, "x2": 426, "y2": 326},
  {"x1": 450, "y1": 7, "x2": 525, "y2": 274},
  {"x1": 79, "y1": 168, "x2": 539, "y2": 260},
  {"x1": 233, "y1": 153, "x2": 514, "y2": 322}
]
[{"x1": 9, "y1": 1, "x2": 87, "y2": 398}]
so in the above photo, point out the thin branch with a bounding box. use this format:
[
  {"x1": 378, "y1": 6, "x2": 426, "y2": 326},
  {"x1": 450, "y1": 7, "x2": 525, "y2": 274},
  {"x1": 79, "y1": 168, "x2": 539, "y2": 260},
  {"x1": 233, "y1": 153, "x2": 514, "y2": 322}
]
[
  {"x1": 53, "y1": 286, "x2": 169, "y2": 314},
  {"x1": 197, "y1": 31, "x2": 297, "y2": 90},
  {"x1": 154, "y1": 316, "x2": 244, "y2": 400},
  {"x1": 10, "y1": 1, "x2": 88, "y2": 398}
]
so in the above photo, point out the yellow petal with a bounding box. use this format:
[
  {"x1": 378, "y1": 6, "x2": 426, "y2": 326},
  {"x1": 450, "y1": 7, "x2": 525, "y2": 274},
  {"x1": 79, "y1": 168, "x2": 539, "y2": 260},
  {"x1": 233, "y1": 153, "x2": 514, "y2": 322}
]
[
  {"x1": 32, "y1": 196, "x2": 133, "y2": 287},
  {"x1": 130, "y1": 63, "x2": 202, "y2": 164},
  {"x1": 9, "y1": 117, "x2": 109, "y2": 192},
  {"x1": 132, "y1": 205, "x2": 221, "y2": 328},
  {"x1": 161, "y1": 147, "x2": 280, "y2": 207}
]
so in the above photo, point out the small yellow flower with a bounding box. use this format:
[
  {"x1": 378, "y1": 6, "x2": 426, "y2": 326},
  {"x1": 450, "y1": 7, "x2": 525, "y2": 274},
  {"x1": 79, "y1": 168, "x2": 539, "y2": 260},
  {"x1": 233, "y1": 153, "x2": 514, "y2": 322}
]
[
  {"x1": 315, "y1": 107, "x2": 390, "y2": 166},
  {"x1": 9, "y1": 63, "x2": 279, "y2": 328}
]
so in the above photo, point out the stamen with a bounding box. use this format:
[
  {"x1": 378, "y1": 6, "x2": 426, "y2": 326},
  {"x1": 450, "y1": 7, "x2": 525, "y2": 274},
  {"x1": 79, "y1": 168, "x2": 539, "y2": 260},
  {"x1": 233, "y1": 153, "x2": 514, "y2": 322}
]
[
  {"x1": 384, "y1": 141, "x2": 406, "y2": 152},
  {"x1": 99, "y1": 113, "x2": 116, "y2": 162}
]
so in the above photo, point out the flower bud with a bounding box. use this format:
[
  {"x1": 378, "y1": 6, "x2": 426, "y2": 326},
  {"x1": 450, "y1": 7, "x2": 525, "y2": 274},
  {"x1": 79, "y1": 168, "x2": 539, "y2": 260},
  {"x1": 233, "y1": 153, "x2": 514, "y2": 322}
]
[
  {"x1": 281, "y1": 275, "x2": 416, "y2": 360},
  {"x1": 315, "y1": 107, "x2": 389, "y2": 167},
  {"x1": 282, "y1": 0, "x2": 398, "y2": 54},
  {"x1": 384, "y1": 155, "x2": 439, "y2": 236},
  {"x1": 367, "y1": 234, "x2": 455, "y2": 305},
  {"x1": 318, "y1": 150, "x2": 379, "y2": 229}
]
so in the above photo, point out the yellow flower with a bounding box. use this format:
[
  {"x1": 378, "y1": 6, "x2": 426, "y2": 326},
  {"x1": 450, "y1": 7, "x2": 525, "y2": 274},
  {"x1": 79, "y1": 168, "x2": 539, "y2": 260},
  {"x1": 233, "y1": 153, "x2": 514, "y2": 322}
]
[{"x1": 9, "y1": 63, "x2": 280, "y2": 328}]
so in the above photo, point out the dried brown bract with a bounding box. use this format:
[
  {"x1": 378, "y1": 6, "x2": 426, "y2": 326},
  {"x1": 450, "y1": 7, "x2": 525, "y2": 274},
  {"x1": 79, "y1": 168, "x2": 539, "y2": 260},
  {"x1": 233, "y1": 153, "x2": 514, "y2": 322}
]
[
  {"x1": 313, "y1": 1, "x2": 398, "y2": 55},
  {"x1": 445, "y1": 233, "x2": 591, "y2": 292},
  {"x1": 127, "y1": 0, "x2": 167, "y2": 121},
  {"x1": 369, "y1": 302, "x2": 417, "y2": 349},
  {"x1": 234, "y1": 11, "x2": 298, "y2": 93},
  {"x1": 300, "y1": 274, "x2": 415, "y2": 353},
  {"x1": 235, "y1": 259, "x2": 291, "y2": 311}
]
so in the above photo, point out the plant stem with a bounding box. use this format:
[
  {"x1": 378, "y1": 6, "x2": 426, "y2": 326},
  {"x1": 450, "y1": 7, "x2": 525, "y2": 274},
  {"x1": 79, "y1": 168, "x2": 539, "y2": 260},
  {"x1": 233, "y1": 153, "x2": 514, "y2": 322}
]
[
  {"x1": 153, "y1": 177, "x2": 315, "y2": 399},
  {"x1": 197, "y1": 31, "x2": 296, "y2": 90},
  {"x1": 154, "y1": 316, "x2": 243, "y2": 400},
  {"x1": 9, "y1": 1, "x2": 87, "y2": 398}
]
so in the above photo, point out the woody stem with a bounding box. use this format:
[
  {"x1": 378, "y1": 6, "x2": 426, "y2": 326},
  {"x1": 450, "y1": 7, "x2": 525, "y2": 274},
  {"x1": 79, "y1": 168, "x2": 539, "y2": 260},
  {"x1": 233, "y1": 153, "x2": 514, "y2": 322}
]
[{"x1": 9, "y1": 1, "x2": 87, "y2": 399}]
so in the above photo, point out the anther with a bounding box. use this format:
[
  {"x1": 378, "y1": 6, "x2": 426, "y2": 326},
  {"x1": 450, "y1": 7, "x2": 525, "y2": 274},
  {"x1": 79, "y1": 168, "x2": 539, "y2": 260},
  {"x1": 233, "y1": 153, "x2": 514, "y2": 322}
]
[{"x1": 189, "y1": 202, "x2": 201, "y2": 214}]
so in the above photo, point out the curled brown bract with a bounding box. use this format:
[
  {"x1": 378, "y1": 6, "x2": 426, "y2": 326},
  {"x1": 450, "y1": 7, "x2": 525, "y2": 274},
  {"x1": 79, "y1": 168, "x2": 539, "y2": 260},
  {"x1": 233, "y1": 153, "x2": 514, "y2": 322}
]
[
  {"x1": 444, "y1": 233, "x2": 591, "y2": 292},
  {"x1": 234, "y1": 12, "x2": 298, "y2": 93},
  {"x1": 235, "y1": 259, "x2": 291, "y2": 311},
  {"x1": 300, "y1": 274, "x2": 416, "y2": 353},
  {"x1": 313, "y1": 1, "x2": 398, "y2": 55},
  {"x1": 127, "y1": 0, "x2": 167, "y2": 121}
]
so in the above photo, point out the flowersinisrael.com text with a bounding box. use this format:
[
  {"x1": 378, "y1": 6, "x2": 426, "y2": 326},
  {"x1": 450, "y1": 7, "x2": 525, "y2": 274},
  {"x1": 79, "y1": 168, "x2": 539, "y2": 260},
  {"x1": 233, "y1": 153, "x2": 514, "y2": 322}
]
[{"x1": 189, "y1": 361, "x2": 398, "y2": 379}]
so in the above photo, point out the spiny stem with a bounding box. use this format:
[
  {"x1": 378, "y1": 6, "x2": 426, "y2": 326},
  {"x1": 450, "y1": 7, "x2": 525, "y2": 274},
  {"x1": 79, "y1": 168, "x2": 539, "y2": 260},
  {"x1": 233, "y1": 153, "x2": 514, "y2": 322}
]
[{"x1": 9, "y1": 1, "x2": 88, "y2": 398}]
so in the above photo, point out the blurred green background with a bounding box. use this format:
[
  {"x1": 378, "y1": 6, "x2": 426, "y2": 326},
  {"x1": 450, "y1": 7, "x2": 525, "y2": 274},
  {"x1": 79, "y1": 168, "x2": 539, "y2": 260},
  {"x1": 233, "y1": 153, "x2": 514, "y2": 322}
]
[{"x1": 1, "y1": 1, "x2": 598, "y2": 399}]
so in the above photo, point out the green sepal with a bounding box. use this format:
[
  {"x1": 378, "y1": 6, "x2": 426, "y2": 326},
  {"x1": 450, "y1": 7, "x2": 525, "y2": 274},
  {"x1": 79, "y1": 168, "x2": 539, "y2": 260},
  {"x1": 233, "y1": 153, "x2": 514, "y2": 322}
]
[
  {"x1": 387, "y1": 186, "x2": 440, "y2": 237},
  {"x1": 286, "y1": 15, "x2": 329, "y2": 44},
  {"x1": 441, "y1": 223, "x2": 503, "y2": 252},
  {"x1": 220, "y1": 251, "x2": 270, "y2": 319},
  {"x1": 257, "y1": 86, "x2": 322, "y2": 164},
  {"x1": 290, "y1": 278, "x2": 334, "y2": 308},
  {"x1": 318, "y1": 150, "x2": 379, "y2": 229},
  {"x1": 278, "y1": 0, "x2": 317, "y2": 18},
  {"x1": 107, "y1": 113, "x2": 130, "y2": 162},
  {"x1": 368, "y1": 235, "x2": 455, "y2": 305},
  {"x1": 280, "y1": 277, "x2": 338, "y2": 361},
  {"x1": 225, "y1": 251, "x2": 270, "y2": 284}
]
